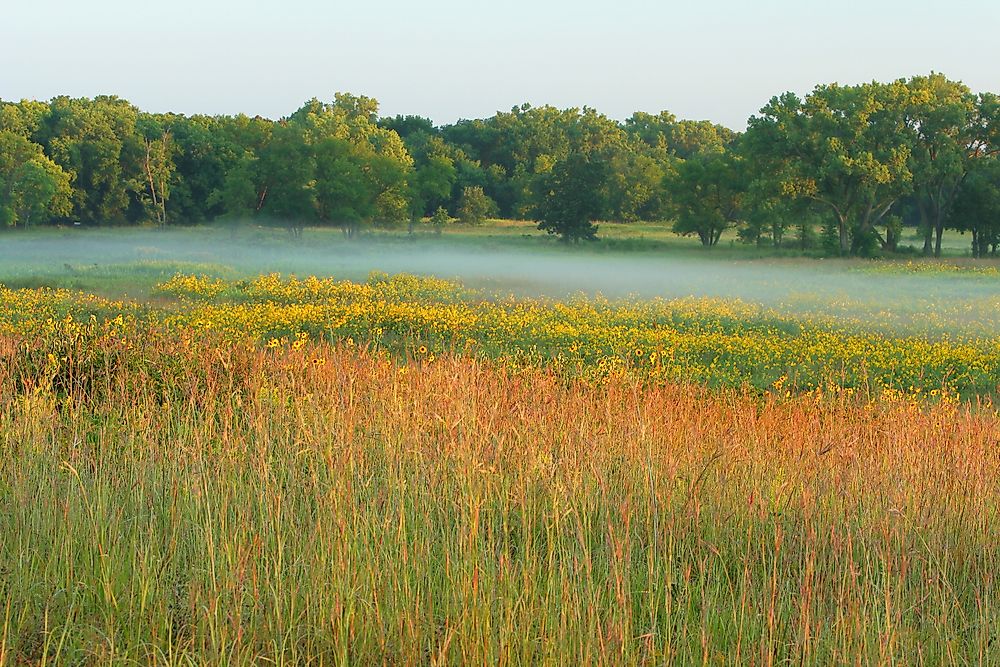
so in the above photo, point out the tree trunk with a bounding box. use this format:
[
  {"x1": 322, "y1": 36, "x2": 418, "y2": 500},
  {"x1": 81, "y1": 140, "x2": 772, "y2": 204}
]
[
  {"x1": 934, "y1": 209, "x2": 944, "y2": 257},
  {"x1": 838, "y1": 213, "x2": 850, "y2": 255},
  {"x1": 144, "y1": 141, "x2": 162, "y2": 226},
  {"x1": 977, "y1": 231, "x2": 991, "y2": 259},
  {"x1": 917, "y1": 197, "x2": 933, "y2": 256},
  {"x1": 853, "y1": 199, "x2": 896, "y2": 255}
]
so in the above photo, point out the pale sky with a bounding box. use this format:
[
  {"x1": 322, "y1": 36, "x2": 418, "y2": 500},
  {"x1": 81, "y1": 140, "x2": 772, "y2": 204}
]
[{"x1": 4, "y1": 0, "x2": 999, "y2": 129}]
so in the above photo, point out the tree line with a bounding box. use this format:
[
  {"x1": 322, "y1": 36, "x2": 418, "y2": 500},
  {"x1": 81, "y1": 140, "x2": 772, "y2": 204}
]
[{"x1": 2, "y1": 74, "x2": 999, "y2": 256}]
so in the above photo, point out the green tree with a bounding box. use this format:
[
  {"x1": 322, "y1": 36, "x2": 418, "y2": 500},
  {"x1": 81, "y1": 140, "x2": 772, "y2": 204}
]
[
  {"x1": 429, "y1": 205, "x2": 451, "y2": 235},
  {"x1": 533, "y1": 153, "x2": 608, "y2": 242},
  {"x1": 669, "y1": 152, "x2": 744, "y2": 247},
  {"x1": 377, "y1": 114, "x2": 435, "y2": 140},
  {"x1": 290, "y1": 95, "x2": 414, "y2": 237},
  {"x1": 0, "y1": 130, "x2": 72, "y2": 227},
  {"x1": 456, "y1": 186, "x2": 497, "y2": 225},
  {"x1": 626, "y1": 112, "x2": 735, "y2": 158},
  {"x1": 258, "y1": 122, "x2": 315, "y2": 235},
  {"x1": 412, "y1": 154, "x2": 457, "y2": 217},
  {"x1": 0, "y1": 99, "x2": 51, "y2": 138},
  {"x1": 212, "y1": 151, "x2": 263, "y2": 219},
  {"x1": 624, "y1": 110, "x2": 677, "y2": 149},
  {"x1": 739, "y1": 187, "x2": 799, "y2": 248},
  {"x1": 136, "y1": 115, "x2": 175, "y2": 225},
  {"x1": 952, "y1": 157, "x2": 1000, "y2": 257},
  {"x1": 903, "y1": 74, "x2": 981, "y2": 257},
  {"x1": 607, "y1": 149, "x2": 673, "y2": 222},
  {"x1": 311, "y1": 137, "x2": 371, "y2": 235},
  {"x1": 442, "y1": 104, "x2": 624, "y2": 218},
  {"x1": 37, "y1": 96, "x2": 145, "y2": 224},
  {"x1": 747, "y1": 82, "x2": 913, "y2": 255},
  {"x1": 166, "y1": 114, "x2": 265, "y2": 223},
  {"x1": 667, "y1": 120, "x2": 736, "y2": 158},
  {"x1": 207, "y1": 114, "x2": 274, "y2": 220}
]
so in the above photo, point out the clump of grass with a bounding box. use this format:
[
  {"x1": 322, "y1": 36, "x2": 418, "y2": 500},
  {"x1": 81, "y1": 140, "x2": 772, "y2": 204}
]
[
  {"x1": 1, "y1": 331, "x2": 998, "y2": 664},
  {"x1": 858, "y1": 259, "x2": 1000, "y2": 278}
]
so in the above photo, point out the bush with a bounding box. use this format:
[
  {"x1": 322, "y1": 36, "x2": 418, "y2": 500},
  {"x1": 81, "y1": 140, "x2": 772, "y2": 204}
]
[
  {"x1": 429, "y1": 206, "x2": 452, "y2": 235},
  {"x1": 457, "y1": 186, "x2": 497, "y2": 225}
]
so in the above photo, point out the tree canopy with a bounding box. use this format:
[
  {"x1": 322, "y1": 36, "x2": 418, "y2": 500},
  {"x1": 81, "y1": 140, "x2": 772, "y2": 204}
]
[{"x1": 1, "y1": 74, "x2": 998, "y2": 256}]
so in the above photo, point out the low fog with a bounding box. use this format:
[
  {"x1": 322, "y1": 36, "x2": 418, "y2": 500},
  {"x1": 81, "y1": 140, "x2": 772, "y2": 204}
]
[{"x1": 1, "y1": 226, "x2": 997, "y2": 336}]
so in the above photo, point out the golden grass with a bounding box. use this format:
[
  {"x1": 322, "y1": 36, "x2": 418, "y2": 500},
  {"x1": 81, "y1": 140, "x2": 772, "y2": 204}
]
[{"x1": 1, "y1": 330, "x2": 998, "y2": 664}]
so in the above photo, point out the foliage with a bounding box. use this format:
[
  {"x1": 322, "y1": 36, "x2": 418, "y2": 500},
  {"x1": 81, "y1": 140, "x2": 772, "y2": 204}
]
[
  {"x1": 35, "y1": 96, "x2": 146, "y2": 224},
  {"x1": 0, "y1": 130, "x2": 72, "y2": 227},
  {"x1": 412, "y1": 153, "x2": 456, "y2": 216},
  {"x1": 136, "y1": 116, "x2": 175, "y2": 225},
  {"x1": 456, "y1": 185, "x2": 496, "y2": 225},
  {"x1": 533, "y1": 152, "x2": 607, "y2": 242},
  {"x1": 951, "y1": 156, "x2": 1000, "y2": 257},
  {"x1": 429, "y1": 205, "x2": 452, "y2": 234},
  {"x1": 904, "y1": 74, "x2": 979, "y2": 256},
  {"x1": 669, "y1": 152, "x2": 743, "y2": 246},
  {"x1": 2, "y1": 75, "x2": 999, "y2": 257},
  {"x1": 746, "y1": 82, "x2": 914, "y2": 255}
]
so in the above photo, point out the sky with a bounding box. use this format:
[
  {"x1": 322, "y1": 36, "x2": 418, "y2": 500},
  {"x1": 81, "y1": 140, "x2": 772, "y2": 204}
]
[{"x1": 4, "y1": 0, "x2": 999, "y2": 129}]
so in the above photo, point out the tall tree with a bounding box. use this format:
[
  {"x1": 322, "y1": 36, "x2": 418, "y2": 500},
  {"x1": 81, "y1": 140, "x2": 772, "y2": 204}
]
[
  {"x1": 0, "y1": 130, "x2": 72, "y2": 227},
  {"x1": 533, "y1": 152, "x2": 608, "y2": 242},
  {"x1": 747, "y1": 82, "x2": 913, "y2": 255},
  {"x1": 624, "y1": 111, "x2": 677, "y2": 149},
  {"x1": 255, "y1": 95, "x2": 415, "y2": 237},
  {"x1": 258, "y1": 122, "x2": 315, "y2": 235},
  {"x1": 0, "y1": 99, "x2": 51, "y2": 138},
  {"x1": 136, "y1": 114, "x2": 175, "y2": 225},
  {"x1": 951, "y1": 156, "x2": 1000, "y2": 257},
  {"x1": 669, "y1": 151, "x2": 745, "y2": 247},
  {"x1": 904, "y1": 74, "x2": 979, "y2": 257},
  {"x1": 606, "y1": 149, "x2": 673, "y2": 222},
  {"x1": 212, "y1": 114, "x2": 274, "y2": 218},
  {"x1": 36, "y1": 96, "x2": 145, "y2": 224},
  {"x1": 412, "y1": 154, "x2": 456, "y2": 217},
  {"x1": 456, "y1": 186, "x2": 496, "y2": 225}
]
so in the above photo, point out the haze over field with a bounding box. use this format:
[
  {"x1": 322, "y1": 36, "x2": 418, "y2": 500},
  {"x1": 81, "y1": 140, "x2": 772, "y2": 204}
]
[{"x1": 4, "y1": 228, "x2": 999, "y2": 338}]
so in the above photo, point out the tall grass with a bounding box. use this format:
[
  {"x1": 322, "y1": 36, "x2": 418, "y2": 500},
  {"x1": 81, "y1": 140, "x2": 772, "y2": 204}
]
[{"x1": 1, "y1": 333, "x2": 998, "y2": 664}]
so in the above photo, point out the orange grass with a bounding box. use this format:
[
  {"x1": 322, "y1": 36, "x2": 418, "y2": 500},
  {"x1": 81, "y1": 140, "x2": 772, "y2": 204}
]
[{"x1": 1, "y1": 333, "x2": 998, "y2": 664}]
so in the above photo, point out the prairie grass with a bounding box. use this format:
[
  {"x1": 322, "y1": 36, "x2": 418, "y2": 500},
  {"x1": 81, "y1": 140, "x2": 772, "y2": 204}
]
[{"x1": 1, "y1": 329, "x2": 998, "y2": 664}]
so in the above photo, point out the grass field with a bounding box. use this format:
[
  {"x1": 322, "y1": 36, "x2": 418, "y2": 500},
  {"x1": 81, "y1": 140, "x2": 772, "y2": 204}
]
[{"x1": 1, "y1": 225, "x2": 999, "y2": 664}]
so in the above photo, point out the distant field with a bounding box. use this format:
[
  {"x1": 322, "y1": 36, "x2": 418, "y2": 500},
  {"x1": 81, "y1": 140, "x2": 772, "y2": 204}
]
[
  {"x1": 0, "y1": 222, "x2": 990, "y2": 298},
  {"x1": 447, "y1": 219, "x2": 979, "y2": 255}
]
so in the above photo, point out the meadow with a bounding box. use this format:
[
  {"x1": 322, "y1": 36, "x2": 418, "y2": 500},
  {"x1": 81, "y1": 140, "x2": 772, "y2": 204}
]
[{"x1": 2, "y1": 226, "x2": 1000, "y2": 664}]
